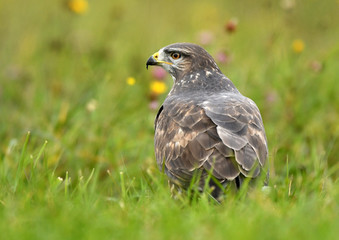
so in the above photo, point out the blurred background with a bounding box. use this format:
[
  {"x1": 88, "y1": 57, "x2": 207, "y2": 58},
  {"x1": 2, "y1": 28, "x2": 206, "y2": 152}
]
[{"x1": 1, "y1": 0, "x2": 338, "y2": 185}]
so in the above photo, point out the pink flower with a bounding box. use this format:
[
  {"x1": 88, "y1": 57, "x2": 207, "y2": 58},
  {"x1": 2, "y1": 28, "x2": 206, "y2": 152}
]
[
  {"x1": 151, "y1": 67, "x2": 167, "y2": 80},
  {"x1": 197, "y1": 30, "x2": 214, "y2": 46},
  {"x1": 309, "y1": 60, "x2": 323, "y2": 73},
  {"x1": 215, "y1": 51, "x2": 231, "y2": 64},
  {"x1": 265, "y1": 91, "x2": 278, "y2": 104},
  {"x1": 149, "y1": 100, "x2": 159, "y2": 110}
]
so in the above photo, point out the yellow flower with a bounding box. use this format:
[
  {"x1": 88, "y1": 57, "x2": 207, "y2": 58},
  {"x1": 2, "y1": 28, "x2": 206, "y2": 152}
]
[
  {"x1": 86, "y1": 99, "x2": 97, "y2": 112},
  {"x1": 126, "y1": 77, "x2": 136, "y2": 86},
  {"x1": 292, "y1": 39, "x2": 305, "y2": 53},
  {"x1": 150, "y1": 81, "x2": 167, "y2": 95},
  {"x1": 68, "y1": 0, "x2": 88, "y2": 14}
]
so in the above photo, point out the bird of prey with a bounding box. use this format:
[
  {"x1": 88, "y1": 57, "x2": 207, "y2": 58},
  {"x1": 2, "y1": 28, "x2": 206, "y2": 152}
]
[{"x1": 146, "y1": 43, "x2": 268, "y2": 199}]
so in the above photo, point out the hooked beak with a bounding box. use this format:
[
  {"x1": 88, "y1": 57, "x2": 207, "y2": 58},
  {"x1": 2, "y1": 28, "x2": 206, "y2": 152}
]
[
  {"x1": 146, "y1": 55, "x2": 158, "y2": 70},
  {"x1": 146, "y1": 51, "x2": 173, "y2": 70}
]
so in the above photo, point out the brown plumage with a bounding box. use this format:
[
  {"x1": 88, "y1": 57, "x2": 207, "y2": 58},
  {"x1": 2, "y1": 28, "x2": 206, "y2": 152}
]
[{"x1": 146, "y1": 43, "x2": 268, "y2": 198}]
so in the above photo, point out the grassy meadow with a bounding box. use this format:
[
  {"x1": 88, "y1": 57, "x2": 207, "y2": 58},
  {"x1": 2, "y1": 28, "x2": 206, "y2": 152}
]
[{"x1": 0, "y1": 0, "x2": 339, "y2": 239}]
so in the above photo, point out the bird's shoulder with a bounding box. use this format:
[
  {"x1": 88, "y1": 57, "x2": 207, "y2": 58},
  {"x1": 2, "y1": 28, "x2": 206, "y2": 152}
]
[
  {"x1": 156, "y1": 90, "x2": 262, "y2": 128},
  {"x1": 155, "y1": 93, "x2": 214, "y2": 133}
]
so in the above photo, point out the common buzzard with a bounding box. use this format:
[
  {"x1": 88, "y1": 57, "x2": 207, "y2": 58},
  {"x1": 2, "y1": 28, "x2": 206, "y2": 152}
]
[{"x1": 146, "y1": 43, "x2": 268, "y2": 198}]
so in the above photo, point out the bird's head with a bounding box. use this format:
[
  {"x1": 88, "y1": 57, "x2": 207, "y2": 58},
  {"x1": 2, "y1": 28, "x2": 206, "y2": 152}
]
[{"x1": 146, "y1": 43, "x2": 221, "y2": 81}]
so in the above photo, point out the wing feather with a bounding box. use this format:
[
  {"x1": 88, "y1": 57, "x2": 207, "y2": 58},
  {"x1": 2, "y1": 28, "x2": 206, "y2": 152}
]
[
  {"x1": 216, "y1": 126, "x2": 248, "y2": 150},
  {"x1": 204, "y1": 152, "x2": 239, "y2": 180},
  {"x1": 195, "y1": 131, "x2": 219, "y2": 149},
  {"x1": 234, "y1": 144, "x2": 257, "y2": 171},
  {"x1": 202, "y1": 94, "x2": 268, "y2": 170}
]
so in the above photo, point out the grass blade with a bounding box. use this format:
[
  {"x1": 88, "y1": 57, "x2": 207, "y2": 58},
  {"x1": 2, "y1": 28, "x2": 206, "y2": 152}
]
[{"x1": 13, "y1": 131, "x2": 30, "y2": 192}]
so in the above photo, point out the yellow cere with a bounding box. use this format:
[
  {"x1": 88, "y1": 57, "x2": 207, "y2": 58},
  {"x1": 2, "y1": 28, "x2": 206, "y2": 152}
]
[
  {"x1": 150, "y1": 81, "x2": 167, "y2": 95},
  {"x1": 292, "y1": 39, "x2": 305, "y2": 53},
  {"x1": 152, "y1": 52, "x2": 173, "y2": 65},
  {"x1": 152, "y1": 52, "x2": 159, "y2": 60},
  {"x1": 126, "y1": 77, "x2": 136, "y2": 86},
  {"x1": 68, "y1": 0, "x2": 88, "y2": 14}
]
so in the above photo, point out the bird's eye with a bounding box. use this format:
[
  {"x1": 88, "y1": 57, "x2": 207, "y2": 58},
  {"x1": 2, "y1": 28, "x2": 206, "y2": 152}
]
[{"x1": 170, "y1": 52, "x2": 181, "y2": 60}]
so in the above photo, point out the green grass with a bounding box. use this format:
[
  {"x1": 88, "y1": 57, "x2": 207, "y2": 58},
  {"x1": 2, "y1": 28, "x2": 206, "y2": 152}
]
[{"x1": 1, "y1": 0, "x2": 339, "y2": 239}]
